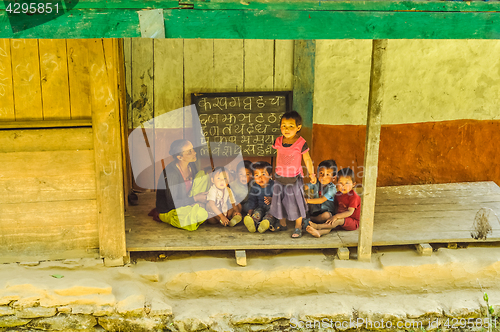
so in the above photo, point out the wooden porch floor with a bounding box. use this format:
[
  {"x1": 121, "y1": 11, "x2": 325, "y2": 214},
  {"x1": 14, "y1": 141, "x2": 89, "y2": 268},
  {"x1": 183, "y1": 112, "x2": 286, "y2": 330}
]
[{"x1": 125, "y1": 182, "x2": 500, "y2": 251}]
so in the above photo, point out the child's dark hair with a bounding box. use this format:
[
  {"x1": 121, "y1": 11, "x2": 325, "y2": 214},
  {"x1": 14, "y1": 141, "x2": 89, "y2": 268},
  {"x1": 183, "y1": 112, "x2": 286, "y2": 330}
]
[
  {"x1": 318, "y1": 159, "x2": 338, "y2": 177},
  {"x1": 212, "y1": 166, "x2": 227, "y2": 178},
  {"x1": 237, "y1": 160, "x2": 253, "y2": 172},
  {"x1": 337, "y1": 167, "x2": 355, "y2": 182},
  {"x1": 280, "y1": 111, "x2": 302, "y2": 127},
  {"x1": 251, "y1": 161, "x2": 272, "y2": 176}
]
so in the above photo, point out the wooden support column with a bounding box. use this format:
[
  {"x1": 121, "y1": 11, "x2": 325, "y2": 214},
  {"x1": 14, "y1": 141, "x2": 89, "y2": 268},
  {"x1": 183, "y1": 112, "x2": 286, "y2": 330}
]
[
  {"x1": 89, "y1": 39, "x2": 127, "y2": 266},
  {"x1": 357, "y1": 40, "x2": 387, "y2": 262},
  {"x1": 292, "y1": 40, "x2": 315, "y2": 157}
]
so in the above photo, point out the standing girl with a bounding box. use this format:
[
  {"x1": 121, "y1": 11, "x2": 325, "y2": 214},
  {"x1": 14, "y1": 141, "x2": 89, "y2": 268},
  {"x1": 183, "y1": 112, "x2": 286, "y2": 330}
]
[{"x1": 270, "y1": 111, "x2": 316, "y2": 238}]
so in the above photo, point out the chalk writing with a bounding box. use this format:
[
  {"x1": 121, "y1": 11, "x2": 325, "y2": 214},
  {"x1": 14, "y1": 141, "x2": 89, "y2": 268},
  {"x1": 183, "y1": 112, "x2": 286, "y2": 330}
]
[{"x1": 192, "y1": 91, "x2": 292, "y2": 157}]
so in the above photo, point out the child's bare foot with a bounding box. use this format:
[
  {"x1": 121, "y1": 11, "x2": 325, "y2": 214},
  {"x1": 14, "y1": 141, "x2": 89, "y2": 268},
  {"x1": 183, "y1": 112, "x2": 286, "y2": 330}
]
[
  {"x1": 308, "y1": 221, "x2": 319, "y2": 229},
  {"x1": 306, "y1": 225, "x2": 321, "y2": 238}
]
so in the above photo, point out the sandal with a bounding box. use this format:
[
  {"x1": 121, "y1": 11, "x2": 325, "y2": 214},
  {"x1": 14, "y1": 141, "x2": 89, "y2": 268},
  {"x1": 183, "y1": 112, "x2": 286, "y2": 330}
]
[
  {"x1": 291, "y1": 228, "x2": 302, "y2": 238},
  {"x1": 270, "y1": 221, "x2": 288, "y2": 232}
]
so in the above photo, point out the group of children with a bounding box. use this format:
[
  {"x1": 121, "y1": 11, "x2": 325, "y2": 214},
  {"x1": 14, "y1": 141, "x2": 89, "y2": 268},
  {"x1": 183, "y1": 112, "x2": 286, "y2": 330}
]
[{"x1": 204, "y1": 111, "x2": 361, "y2": 238}]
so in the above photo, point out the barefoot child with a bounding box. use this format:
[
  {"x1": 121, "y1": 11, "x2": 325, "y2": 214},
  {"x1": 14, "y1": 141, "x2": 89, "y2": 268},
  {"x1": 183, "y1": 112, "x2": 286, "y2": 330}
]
[
  {"x1": 206, "y1": 167, "x2": 242, "y2": 226},
  {"x1": 306, "y1": 168, "x2": 360, "y2": 238},
  {"x1": 270, "y1": 111, "x2": 316, "y2": 238},
  {"x1": 303, "y1": 159, "x2": 338, "y2": 226},
  {"x1": 243, "y1": 162, "x2": 275, "y2": 233}
]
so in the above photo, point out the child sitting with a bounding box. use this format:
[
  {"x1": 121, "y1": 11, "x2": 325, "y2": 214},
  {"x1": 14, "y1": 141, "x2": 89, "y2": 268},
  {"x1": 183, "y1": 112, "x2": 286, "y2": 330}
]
[
  {"x1": 303, "y1": 159, "x2": 338, "y2": 226},
  {"x1": 306, "y1": 167, "x2": 360, "y2": 237},
  {"x1": 243, "y1": 161, "x2": 275, "y2": 233},
  {"x1": 206, "y1": 167, "x2": 242, "y2": 226},
  {"x1": 229, "y1": 160, "x2": 253, "y2": 217}
]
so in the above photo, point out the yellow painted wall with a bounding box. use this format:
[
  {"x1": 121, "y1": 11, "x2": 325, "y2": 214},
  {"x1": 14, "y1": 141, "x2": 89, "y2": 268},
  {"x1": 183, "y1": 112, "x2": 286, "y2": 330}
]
[{"x1": 314, "y1": 40, "x2": 500, "y2": 125}]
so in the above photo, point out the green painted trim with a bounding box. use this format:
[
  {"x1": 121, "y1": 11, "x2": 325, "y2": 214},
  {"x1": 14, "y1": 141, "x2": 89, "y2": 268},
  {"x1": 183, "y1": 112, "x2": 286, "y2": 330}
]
[
  {"x1": 1, "y1": 9, "x2": 141, "y2": 38},
  {"x1": 164, "y1": 10, "x2": 500, "y2": 39},
  {"x1": 0, "y1": 1, "x2": 180, "y2": 10},
  {"x1": 2, "y1": 1, "x2": 500, "y2": 39},
  {"x1": 189, "y1": 1, "x2": 500, "y2": 13}
]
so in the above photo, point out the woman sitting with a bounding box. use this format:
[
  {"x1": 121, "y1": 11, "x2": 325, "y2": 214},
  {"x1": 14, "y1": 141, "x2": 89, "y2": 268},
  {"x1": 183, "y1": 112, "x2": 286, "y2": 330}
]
[{"x1": 155, "y1": 139, "x2": 209, "y2": 230}]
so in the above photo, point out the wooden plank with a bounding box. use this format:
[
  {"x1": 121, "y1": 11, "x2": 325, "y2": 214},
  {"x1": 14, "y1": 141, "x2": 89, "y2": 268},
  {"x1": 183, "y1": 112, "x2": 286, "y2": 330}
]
[
  {"x1": 0, "y1": 175, "x2": 96, "y2": 204},
  {"x1": 88, "y1": 38, "x2": 127, "y2": 266},
  {"x1": 39, "y1": 39, "x2": 71, "y2": 120},
  {"x1": 0, "y1": 150, "x2": 95, "y2": 178},
  {"x1": 67, "y1": 39, "x2": 92, "y2": 119},
  {"x1": 131, "y1": 38, "x2": 154, "y2": 128},
  {"x1": 0, "y1": 200, "x2": 98, "y2": 228},
  {"x1": 189, "y1": 1, "x2": 500, "y2": 12},
  {"x1": 0, "y1": 127, "x2": 92, "y2": 152},
  {"x1": 0, "y1": 250, "x2": 99, "y2": 265},
  {"x1": 0, "y1": 39, "x2": 14, "y2": 121},
  {"x1": 375, "y1": 202, "x2": 500, "y2": 213},
  {"x1": 292, "y1": 40, "x2": 315, "y2": 152},
  {"x1": 2, "y1": 0, "x2": 500, "y2": 13},
  {"x1": 274, "y1": 40, "x2": 294, "y2": 91},
  {"x1": 184, "y1": 39, "x2": 214, "y2": 105},
  {"x1": 10, "y1": 39, "x2": 42, "y2": 120},
  {"x1": 377, "y1": 194, "x2": 500, "y2": 206},
  {"x1": 117, "y1": 39, "x2": 130, "y2": 210},
  {"x1": 358, "y1": 40, "x2": 387, "y2": 262},
  {"x1": 153, "y1": 39, "x2": 184, "y2": 114},
  {"x1": 163, "y1": 10, "x2": 500, "y2": 40},
  {"x1": 3, "y1": 5, "x2": 500, "y2": 40},
  {"x1": 123, "y1": 38, "x2": 133, "y2": 129},
  {"x1": 0, "y1": 119, "x2": 92, "y2": 129},
  {"x1": 153, "y1": 38, "x2": 184, "y2": 190},
  {"x1": 131, "y1": 38, "x2": 155, "y2": 190},
  {"x1": 244, "y1": 40, "x2": 273, "y2": 91},
  {"x1": 1, "y1": 10, "x2": 141, "y2": 39},
  {"x1": 376, "y1": 182, "x2": 500, "y2": 197},
  {"x1": 213, "y1": 39, "x2": 244, "y2": 92}
]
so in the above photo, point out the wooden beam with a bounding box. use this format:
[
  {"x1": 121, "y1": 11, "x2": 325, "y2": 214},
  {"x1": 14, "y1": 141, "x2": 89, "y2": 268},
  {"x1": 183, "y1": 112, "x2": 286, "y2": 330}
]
[
  {"x1": 293, "y1": 40, "x2": 315, "y2": 166},
  {"x1": 357, "y1": 40, "x2": 387, "y2": 262},
  {"x1": 89, "y1": 39, "x2": 127, "y2": 266},
  {"x1": 2, "y1": 2, "x2": 500, "y2": 39},
  {"x1": 0, "y1": 120, "x2": 92, "y2": 129}
]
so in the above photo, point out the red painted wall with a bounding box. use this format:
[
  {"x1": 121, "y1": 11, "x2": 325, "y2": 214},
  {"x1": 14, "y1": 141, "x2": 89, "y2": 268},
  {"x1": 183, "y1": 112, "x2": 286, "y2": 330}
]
[{"x1": 312, "y1": 120, "x2": 500, "y2": 187}]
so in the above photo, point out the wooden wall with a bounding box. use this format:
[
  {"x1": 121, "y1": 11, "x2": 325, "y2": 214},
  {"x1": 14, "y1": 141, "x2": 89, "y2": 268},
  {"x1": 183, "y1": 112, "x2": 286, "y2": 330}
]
[
  {"x1": 124, "y1": 39, "x2": 294, "y2": 189},
  {"x1": 0, "y1": 39, "x2": 125, "y2": 263},
  {"x1": 0, "y1": 39, "x2": 91, "y2": 121}
]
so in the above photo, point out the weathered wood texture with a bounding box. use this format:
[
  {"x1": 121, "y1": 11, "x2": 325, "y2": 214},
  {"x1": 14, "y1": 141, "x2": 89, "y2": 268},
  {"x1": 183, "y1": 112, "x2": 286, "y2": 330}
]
[
  {"x1": 293, "y1": 40, "x2": 315, "y2": 164},
  {"x1": 0, "y1": 128, "x2": 99, "y2": 264},
  {"x1": 357, "y1": 39, "x2": 386, "y2": 262},
  {"x1": 89, "y1": 39, "x2": 127, "y2": 266},
  {"x1": 0, "y1": 39, "x2": 14, "y2": 120},
  {"x1": 39, "y1": 39, "x2": 71, "y2": 119},
  {"x1": 2, "y1": 2, "x2": 500, "y2": 39},
  {"x1": 125, "y1": 39, "x2": 294, "y2": 189},
  {"x1": 125, "y1": 182, "x2": 500, "y2": 252},
  {"x1": 0, "y1": 39, "x2": 92, "y2": 122}
]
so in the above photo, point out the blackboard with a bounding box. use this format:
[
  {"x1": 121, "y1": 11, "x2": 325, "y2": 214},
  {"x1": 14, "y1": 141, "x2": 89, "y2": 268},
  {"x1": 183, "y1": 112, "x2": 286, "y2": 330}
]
[{"x1": 192, "y1": 91, "x2": 292, "y2": 157}]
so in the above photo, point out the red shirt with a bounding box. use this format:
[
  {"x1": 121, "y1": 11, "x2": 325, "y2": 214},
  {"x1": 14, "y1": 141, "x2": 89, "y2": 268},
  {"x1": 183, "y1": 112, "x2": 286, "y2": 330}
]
[{"x1": 334, "y1": 190, "x2": 361, "y2": 221}]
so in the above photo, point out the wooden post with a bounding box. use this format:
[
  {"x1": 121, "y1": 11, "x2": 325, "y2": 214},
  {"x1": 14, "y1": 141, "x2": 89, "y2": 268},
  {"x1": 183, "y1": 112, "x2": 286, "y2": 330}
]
[
  {"x1": 89, "y1": 39, "x2": 127, "y2": 266},
  {"x1": 357, "y1": 40, "x2": 387, "y2": 262},
  {"x1": 292, "y1": 40, "x2": 315, "y2": 161}
]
